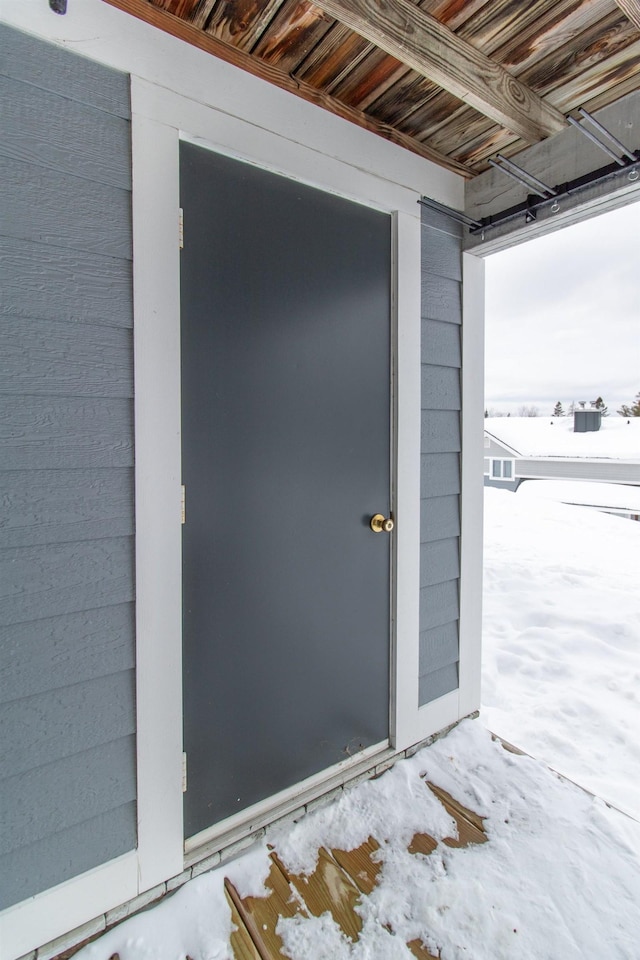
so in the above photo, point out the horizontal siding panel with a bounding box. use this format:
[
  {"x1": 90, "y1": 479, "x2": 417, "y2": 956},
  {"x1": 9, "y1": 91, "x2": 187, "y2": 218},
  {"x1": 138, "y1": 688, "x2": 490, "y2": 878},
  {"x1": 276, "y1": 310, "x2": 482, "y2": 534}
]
[
  {"x1": 0, "y1": 537, "x2": 135, "y2": 626},
  {"x1": 0, "y1": 735, "x2": 136, "y2": 857},
  {"x1": 420, "y1": 537, "x2": 460, "y2": 588},
  {"x1": 0, "y1": 316, "x2": 133, "y2": 400},
  {"x1": 421, "y1": 223, "x2": 462, "y2": 281},
  {"x1": 485, "y1": 438, "x2": 513, "y2": 457},
  {"x1": 0, "y1": 23, "x2": 131, "y2": 120},
  {"x1": 421, "y1": 453, "x2": 460, "y2": 498},
  {"x1": 419, "y1": 621, "x2": 459, "y2": 675},
  {"x1": 2, "y1": 156, "x2": 132, "y2": 260},
  {"x1": 421, "y1": 319, "x2": 461, "y2": 368},
  {"x1": 0, "y1": 801, "x2": 136, "y2": 910},
  {"x1": 421, "y1": 364, "x2": 461, "y2": 410},
  {"x1": 420, "y1": 410, "x2": 461, "y2": 453},
  {"x1": 420, "y1": 579, "x2": 459, "y2": 632},
  {"x1": 0, "y1": 603, "x2": 135, "y2": 705},
  {"x1": 421, "y1": 274, "x2": 461, "y2": 324},
  {"x1": 0, "y1": 74, "x2": 131, "y2": 189},
  {"x1": 0, "y1": 395, "x2": 134, "y2": 470},
  {"x1": 0, "y1": 236, "x2": 133, "y2": 328},
  {"x1": 518, "y1": 460, "x2": 640, "y2": 483},
  {"x1": 419, "y1": 662, "x2": 459, "y2": 706},
  {"x1": 420, "y1": 204, "x2": 463, "y2": 239},
  {"x1": 420, "y1": 204, "x2": 463, "y2": 686},
  {"x1": 1, "y1": 28, "x2": 137, "y2": 905},
  {"x1": 0, "y1": 670, "x2": 135, "y2": 777},
  {"x1": 0, "y1": 468, "x2": 134, "y2": 549},
  {"x1": 420, "y1": 494, "x2": 460, "y2": 543}
]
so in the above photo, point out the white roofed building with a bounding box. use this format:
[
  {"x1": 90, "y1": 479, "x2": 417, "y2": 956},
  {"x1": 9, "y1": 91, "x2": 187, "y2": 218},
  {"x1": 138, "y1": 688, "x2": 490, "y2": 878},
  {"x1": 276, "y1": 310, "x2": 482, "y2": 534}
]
[{"x1": 484, "y1": 413, "x2": 640, "y2": 518}]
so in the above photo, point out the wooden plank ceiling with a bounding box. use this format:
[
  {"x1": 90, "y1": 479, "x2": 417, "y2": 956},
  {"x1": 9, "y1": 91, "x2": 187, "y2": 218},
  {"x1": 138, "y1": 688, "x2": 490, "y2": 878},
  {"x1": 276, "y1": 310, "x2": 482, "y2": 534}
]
[{"x1": 106, "y1": 0, "x2": 640, "y2": 177}]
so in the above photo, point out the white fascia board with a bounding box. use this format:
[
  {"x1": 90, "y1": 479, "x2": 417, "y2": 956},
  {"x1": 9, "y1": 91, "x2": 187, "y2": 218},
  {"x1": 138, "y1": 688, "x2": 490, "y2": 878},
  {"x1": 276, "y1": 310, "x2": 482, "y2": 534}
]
[{"x1": 0, "y1": 0, "x2": 462, "y2": 210}]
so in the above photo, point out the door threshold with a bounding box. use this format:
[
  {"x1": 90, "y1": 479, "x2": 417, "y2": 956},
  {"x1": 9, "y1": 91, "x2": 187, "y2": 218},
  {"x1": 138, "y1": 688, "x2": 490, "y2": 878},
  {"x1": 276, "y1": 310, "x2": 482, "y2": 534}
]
[{"x1": 184, "y1": 739, "x2": 391, "y2": 866}]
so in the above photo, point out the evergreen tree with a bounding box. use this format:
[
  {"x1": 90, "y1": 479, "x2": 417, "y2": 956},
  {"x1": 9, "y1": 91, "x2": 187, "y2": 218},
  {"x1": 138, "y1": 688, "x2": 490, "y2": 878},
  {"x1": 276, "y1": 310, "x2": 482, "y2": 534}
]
[
  {"x1": 591, "y1": 396, "x2": 608, "y2": 416},
  {"x1": 552, "y1": 401, "x2": 564, "y2": 417},
  {"x1": 618, "y1": 391, "x2": 640, "y2": 417}
]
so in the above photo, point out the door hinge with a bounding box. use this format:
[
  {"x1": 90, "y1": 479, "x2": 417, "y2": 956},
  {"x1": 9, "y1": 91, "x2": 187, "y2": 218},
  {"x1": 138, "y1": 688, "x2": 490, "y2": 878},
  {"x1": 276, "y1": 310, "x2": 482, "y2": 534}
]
[
  {"x1": 179, "y1": 207, "x2": 184, "y2": 249},
  {"x1": 181, "y1": 485, "x2": 186, "y2": 524},
  {"x1": 182, "y1": 752, "x2": 187, "y2": 792}
]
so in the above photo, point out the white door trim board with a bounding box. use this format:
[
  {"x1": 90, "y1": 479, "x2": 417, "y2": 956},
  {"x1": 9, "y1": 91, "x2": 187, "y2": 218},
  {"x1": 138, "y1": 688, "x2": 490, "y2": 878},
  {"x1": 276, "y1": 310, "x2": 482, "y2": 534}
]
[{"x1": 459, "y1": 253, "x2": 486, "y2": 717}]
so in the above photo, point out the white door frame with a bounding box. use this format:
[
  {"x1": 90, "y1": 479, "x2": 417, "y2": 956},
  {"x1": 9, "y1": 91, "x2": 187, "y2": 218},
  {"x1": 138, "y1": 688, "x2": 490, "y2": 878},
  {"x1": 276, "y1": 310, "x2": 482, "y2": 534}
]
[{"x1": 130, "y1": 75, "x2": 434, "y2": 872}]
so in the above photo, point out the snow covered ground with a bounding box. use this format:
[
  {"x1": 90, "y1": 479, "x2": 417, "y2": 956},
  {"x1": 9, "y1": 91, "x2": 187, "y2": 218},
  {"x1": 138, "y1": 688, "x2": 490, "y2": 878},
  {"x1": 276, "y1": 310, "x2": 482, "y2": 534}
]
[
  {"x1": 482, "y1": 487, "x2": 640, "y2": 820},
  {"x1": 76, "y1": 489, "x2": 640, "y2": 960}
]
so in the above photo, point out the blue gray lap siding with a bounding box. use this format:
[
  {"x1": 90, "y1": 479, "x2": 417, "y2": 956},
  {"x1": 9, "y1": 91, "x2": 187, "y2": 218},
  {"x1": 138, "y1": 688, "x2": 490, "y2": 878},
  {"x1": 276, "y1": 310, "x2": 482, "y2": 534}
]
[
  {"x1": 0, "y1": 25, "x2": 136, "y2": 909},
  {"x1": 419, "y1": 205, "x2": 462, "y2": 705}
]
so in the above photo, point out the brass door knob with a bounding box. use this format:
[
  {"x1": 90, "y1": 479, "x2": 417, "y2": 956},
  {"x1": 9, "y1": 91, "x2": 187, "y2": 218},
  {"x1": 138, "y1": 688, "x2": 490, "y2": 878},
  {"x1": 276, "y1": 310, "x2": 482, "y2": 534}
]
[{"x1": 370, "y1": 513, "x2": 394, "y2": 533}]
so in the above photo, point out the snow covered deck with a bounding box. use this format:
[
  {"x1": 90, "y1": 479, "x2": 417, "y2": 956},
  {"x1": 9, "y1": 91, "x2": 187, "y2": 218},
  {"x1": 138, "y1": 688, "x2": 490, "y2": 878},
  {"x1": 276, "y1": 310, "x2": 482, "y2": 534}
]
[
  {"x1": 222, "y1": 779, "x2": 486, "y2": 960},
  {"x1": 76, "y1": 719, "x2": 640, "y2": 960}
]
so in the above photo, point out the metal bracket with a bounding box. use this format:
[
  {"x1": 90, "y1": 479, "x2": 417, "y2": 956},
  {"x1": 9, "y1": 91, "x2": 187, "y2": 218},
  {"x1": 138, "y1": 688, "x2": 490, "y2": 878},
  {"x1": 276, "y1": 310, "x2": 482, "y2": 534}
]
[
  {"x1": 417, "y1": 196, "x2": 482, "y2": 229},
  {"x1": 489, "y1": 154, "x2": 556, "y2": 199},
  {"x1": 569, "y1": 108, "x2": 637, "y2": 165},
  {"x1": 471, "y1": 111, "x2": 640, "y2": 236}
]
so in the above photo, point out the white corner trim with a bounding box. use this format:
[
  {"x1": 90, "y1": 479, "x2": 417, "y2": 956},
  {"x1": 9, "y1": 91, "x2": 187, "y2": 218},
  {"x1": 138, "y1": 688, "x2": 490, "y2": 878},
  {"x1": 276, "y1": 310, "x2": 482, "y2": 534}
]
[
  {"x1": 458, "y1": 253, "x2": 485, "y2": 717},
  {"x1": 415, "y1": 689, "x2": 461, "y2": 744},
  {"x1": 131, "y1": 109, "x2": 185, "y2": 889},
  {"x1": 0, "y1": 853, "x2": 138, "y2": 960},
  {"x1": 392, "y1": 211, "x2": 422, "y2": 750}
]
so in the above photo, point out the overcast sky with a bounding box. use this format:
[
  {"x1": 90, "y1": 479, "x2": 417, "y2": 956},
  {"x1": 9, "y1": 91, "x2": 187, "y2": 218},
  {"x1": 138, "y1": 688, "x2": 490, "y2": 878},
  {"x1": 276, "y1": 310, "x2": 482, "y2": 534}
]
[{"x1": 484, "y1": 200, "x2": 640, "y2": 417}]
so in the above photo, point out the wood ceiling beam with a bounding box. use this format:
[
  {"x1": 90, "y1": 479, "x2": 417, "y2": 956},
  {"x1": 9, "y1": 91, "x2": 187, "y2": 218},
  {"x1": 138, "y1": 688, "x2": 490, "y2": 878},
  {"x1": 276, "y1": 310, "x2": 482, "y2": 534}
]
[
  {"x1": 102, "y1": 0, "x2": 472, "y2": 176},
  {"x1": 312, "y1": 0, "x2": 567, "y2": 142},
  {"x1": 613, "y1": 0, "x2": 640, "y2": 30}
]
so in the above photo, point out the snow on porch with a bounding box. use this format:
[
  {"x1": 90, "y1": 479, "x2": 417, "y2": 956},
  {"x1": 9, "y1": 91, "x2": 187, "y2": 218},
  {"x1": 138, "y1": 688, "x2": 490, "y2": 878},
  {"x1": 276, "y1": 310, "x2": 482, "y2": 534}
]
[{"x1": 75, "y1": 719, "x2": 640, "y2": 960}]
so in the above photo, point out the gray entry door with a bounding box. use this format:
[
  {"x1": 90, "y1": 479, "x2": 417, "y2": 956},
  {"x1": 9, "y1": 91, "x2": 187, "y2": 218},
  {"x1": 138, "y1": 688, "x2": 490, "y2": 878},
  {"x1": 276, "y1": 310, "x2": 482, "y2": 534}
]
[{"x1": 180, "y1": 142, "x2": 391, "y2": 839}]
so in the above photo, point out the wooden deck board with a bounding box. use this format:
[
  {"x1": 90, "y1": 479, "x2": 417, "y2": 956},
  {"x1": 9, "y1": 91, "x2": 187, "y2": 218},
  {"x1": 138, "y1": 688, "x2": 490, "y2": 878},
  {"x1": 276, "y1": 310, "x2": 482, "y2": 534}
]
[
  {"x1": 275, "y1": 847, "x2": 363, "y2": 942},
  {"x1": 224, "y1": 786, "x2": 488, "y2": 958},
  {"x1": 408, "y1": 831, "x2": 439, "y2": 856},
  {"x1": 331, "y1": 835, "x2": 381, "y2": 895},
  {"x1": 225, "y1": 860, "x2": 306, "y2": 960},
  {"x1": 407, "y1": 938, "x2": 440, "y2": 960},
  {"x1": 426, "y1": 781, "x2": 488, "y2": 847},
  {"x1": 225, "y1": 888, "x2": 263, "y2": 960}
]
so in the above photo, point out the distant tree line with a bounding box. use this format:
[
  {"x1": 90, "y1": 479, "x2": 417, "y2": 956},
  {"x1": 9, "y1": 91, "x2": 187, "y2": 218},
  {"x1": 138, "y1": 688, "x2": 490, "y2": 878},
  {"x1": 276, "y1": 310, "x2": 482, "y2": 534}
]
[
  {"x1": 552, "y1": 397, "x2": 608, "y2": 417},
  {"x1": 485, "y1": 392, "x2": 640, "y2": 418},
  {"x1": 618, "y1": 391, "x2": 640, "y2": 417}
]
